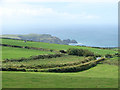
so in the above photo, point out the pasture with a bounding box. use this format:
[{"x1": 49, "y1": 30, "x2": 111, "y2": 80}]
[
  {"x1": 3, "y1": 55, "x2": 85, "y2": 69},
  {"x1": 2, "y1": 64, "x2": 118, "y2": 88},
  {"x1": 1, "y1": 38, "x2": 117, "y2": 55},
  {"x1": 2, "y1": 46, "x2": 54, "y2": 60},
  {"x1": 1, "y1": 38, "x2": 118, "y2": 88}
]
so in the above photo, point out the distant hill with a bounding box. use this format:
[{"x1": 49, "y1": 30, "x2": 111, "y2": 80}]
[{"x1": 0, "y1": 34, "x2": 78, "y2": 45}]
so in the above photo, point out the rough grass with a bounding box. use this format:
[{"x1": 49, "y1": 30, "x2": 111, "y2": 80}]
[
  {"x1": 2, "y1": 64, "x2": 118, "y2": 88},
  {"x1": 100, "y1": 56, "x2": 118, "y2": 66},
  {"x1": 1, "y1": 38, "x2": 117, "y2": 55},
  {"x1": 3, "y1": 55, "x2": 86, "y2": 69},
  {"x1": 1, "y1": 46, "x2": 54, "y2": 60}
]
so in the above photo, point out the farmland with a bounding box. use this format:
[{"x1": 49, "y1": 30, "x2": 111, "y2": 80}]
[
  {"x1": 1, "y1": 38, "x2": 118, "y2": 88},
  {"x1": 2, "y1": 64, "x2": 118, "y2": 88},
  {"x1": 3, "y1": 55, "x2": 86, "y2": 69},
  {"x1": 1, "y1": 38, "x2": 117, "y2": 55},
  {"x1": 2, "y1": 46, "x2": 55, "y2": 60}
]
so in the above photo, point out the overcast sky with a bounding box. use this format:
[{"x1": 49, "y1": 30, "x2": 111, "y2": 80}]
[{"x1": 0, "y1": 0, "x2": 118, "y2": 34}]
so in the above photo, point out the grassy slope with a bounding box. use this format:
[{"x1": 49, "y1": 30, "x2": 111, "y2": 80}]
[
  {"x1": 101, "y1": 56, "x2": 118, "y2": 65},
  {"x1": 2, "y1": 46, "x2": 54, "y2": 60},
  {"x1": 1, "y1": 38, "x2": 118, "y2": 88},
  {"x1": 1, "y1": 38, "x2": 117, "y2": 55},
  {"x1": 2, "y1": 64, "x2": 118, "y2": 88}
]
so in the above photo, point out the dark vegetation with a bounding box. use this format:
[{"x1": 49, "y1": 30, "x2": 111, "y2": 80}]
[
  {"x1": 67, "y1": 48, "x2": 94, "y2": 57},
  {"x1": 105, "y1": 54, "x2": 113, "y2": 58}
]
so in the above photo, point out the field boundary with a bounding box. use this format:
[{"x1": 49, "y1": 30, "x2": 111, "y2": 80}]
[
  {"x1": 2, "y1": 54, "x2": 65, "y2": 63},
  {"x1": 1, "y1": 58, "x2": 105, "y2": 72},
  {"x1": 2, "y1": 57, "x2": 92, "y2": 69},
  {"x1": 0, "y1": 44, "x2": 58, "y2": 53}
]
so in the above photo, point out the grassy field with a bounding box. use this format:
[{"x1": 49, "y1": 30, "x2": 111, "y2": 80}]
[
  {"x1": 2, "y1": 64, "x2": 118, "y2": 88},
  {"x1": 101, "y1": 56, "x2": 118, "y2": 66},
  {"x1": 3, "y1": 55, "x2": 86, "y2": 69},
  {"x1": 1, "y1": 38, "x2": 118, "y2": 88},
  {"x1": 1, "y1": 38, "x2": 117, "y2": 55},
  {"x1": 2, "y1": 46, "x2": 54, "y2": 60}
]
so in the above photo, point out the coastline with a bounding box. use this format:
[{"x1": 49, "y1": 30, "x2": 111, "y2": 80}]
[{"x1": 69, "y1": 43, "x2": 118, "y2": 48}]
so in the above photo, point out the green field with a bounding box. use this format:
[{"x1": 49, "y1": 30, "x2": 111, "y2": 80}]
[
  {"x1": 101, "y1": 56, "x2": 118, "y2": 66},
  {"x1": 2, "y1": 64, "x2": 118, "y2": 88},
  {"x1": 1, "y1": 38, "x2": 118, "y2": 88},
  {"x1": 1, "y1": 38, "x2": 117, "y2": 55},
  {"x1": 2, "y1": 46, "x2": 54, "y2": 60},
  {"x1": 3, "y1": 55, "x2": 86, "y2": 69}
]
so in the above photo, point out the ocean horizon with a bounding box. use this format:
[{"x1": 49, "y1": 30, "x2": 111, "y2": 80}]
[{"x1": 2, "y1": 25, "x2": 118, "y2": 47}]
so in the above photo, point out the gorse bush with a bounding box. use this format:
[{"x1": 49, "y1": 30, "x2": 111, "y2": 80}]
[{"x1": 67, "y1": 48, "x2": 94, "y2": 57}]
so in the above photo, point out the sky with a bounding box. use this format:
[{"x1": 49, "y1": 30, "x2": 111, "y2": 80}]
[{"x1": 0, "y1": 0, "x2": 118, "y2": 34}]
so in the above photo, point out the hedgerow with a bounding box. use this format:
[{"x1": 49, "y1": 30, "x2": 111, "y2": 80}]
[
  {"x1": 3, "y1": 54, "x2": 64, "y2": 63},
  {"x1": 2, "y1": 58, "x2": 105, "y2": 72}
]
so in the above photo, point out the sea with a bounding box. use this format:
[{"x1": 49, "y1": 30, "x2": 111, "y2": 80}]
[
  {"x1": 3, "y1": 25, "x2": 118, "y2": 47},
  {"x1": 48, "y1": 26, "x2": 118, "y2": 47}
]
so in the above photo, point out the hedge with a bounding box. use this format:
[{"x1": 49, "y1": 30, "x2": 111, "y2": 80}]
[
  {"x1": 39, "y1": 58, "x2": 105, "y2": 72},
  {"x1": 2, "y1": 58, "x2": 105, "y2": 72},
  {"x1": 3, "y1": 57, "x2": 93, "y2": 69},
  {"x1": 3, "y1": 54, "x2": 65, "y2": 63},
  {"x1": 0, "y1": 44, "x2": 58, "y2": 53}
]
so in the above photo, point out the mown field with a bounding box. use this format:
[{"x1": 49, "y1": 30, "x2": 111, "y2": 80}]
[
  {"x1": 2, "y1": 46, "x2": 54, "y2": 60},
  {"x1": 2, "y1": 64, "x2": 118, "y2": 88},
  {"x1": 1, "y1": 38, "x2": 118, "y2": 88},
  {"x1": 1, "y1": 38, "x2": 117, "y2": 55}
]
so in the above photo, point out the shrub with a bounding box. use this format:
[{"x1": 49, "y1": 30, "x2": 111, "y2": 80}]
[
  {"x1": 59, "y1": 50, "x2": 67, "y2": 53},
  {"x1": 83, "y1": 50, "x2": 94, "y2": 57},
  {"x1": 50, "y1": 49, "x2": 53, "y2": 52},
  {"x1": 67, "y1": 48, "x2": 94, "y2": 57},
  {"x1": 115, "y1": 53, "x2": 120, "y2": 57},
  {"x1": 67, "y1": 48, "x2": 84, "y2": 56},
  {"x1": 105, "y1": 54, "x2": 113, "y2": 58}
]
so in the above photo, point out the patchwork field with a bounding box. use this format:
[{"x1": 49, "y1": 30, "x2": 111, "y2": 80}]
[
  {"x1": 1, "y1": 38, "x2": 117, "y2": 55},
  {"x1": 1, "y1": 38, "x2": 118, "y2": 88}
]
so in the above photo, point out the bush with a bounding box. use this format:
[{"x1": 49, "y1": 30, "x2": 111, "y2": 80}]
[
  {"x1": 105, "y1": 54, "x2": 113, "y2": 58},
  {"x1": 115, "y1": 53, "x2": 120, "y2": 57},
  {"x1": 59, "y1": 50, "x2": 67, "y2": 53},
  {"x1": 50, "y1": 49, "x2": 53, "y2": 52},
  {"x1": 67, "y1": 48, "x2": 84, "y2": 56},
  {"x1": 83, "y1": 50, "x2": 94, "y2": 57},
  {"x1": 67, "y1": 48, "x2": 94, "y2": 57}
]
